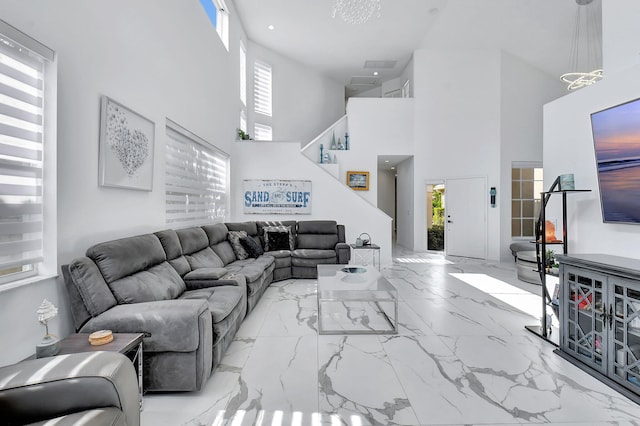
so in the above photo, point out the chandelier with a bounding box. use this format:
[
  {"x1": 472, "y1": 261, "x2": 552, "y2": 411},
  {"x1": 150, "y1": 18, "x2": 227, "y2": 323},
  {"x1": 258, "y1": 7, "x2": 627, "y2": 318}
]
[
  {"x1": 560, "y1": 0, "x2": 603, "y2": 90},
  {"x1": 332, "y1": 0, "x2": 381, "y2": 25}
]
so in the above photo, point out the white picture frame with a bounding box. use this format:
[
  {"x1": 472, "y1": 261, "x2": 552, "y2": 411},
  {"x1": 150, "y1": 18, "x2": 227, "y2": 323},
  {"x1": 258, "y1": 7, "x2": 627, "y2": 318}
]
[{"x1": 99, "y1": 96, "x2": 155, "y2": 191}]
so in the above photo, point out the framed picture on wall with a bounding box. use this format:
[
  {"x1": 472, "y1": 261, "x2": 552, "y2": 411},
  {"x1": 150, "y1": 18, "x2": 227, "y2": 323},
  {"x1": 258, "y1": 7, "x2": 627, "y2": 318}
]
[
  {"x1": 99, "y1": 96, "x2": 155, "y2": 191},
  {"x1": 346, "y1": 171, "x2": 369, "y2": 191}
]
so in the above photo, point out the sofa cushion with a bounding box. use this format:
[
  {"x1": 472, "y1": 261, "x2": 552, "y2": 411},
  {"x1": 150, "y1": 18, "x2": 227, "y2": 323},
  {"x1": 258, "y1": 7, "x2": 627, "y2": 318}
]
[
  {"x1": 240, "y1": 236, "x2": 264, "y2": 258},
  {"x1": 179, "y1": 286, "x2": 243, "y2": 324},
  {"x1": 228, "y1": 230, "x2": 249, "y2": 260},
  {"x1": 296, "y1": 221, "x2": 339, "y2": 250},
  {"x1": 292, "y1": 249, "x2": 338, "y2": 259},
  {"x1": 263, "y1": 225, "x2": 294, "y2": 251},
  {"x1": 185, "y1": 247, "x2": 224, "y2": 269},
  {"x1": 223, "y1": 256, "x2": 275, "y2": 283},
  {"x1": 108, "y1": 261, "x2": 186, "y2": 304},
  {"x1": 67, "y1": 257, "x2": 117, "y2": 317},
  {"x1": 176, "y1": 227, "x2": 210, "y2": 254},
  {"x1": 87, "y1": 234, "x2": 166, "y2": 283},
  {"x1": 202, "y1": 223, "x2": 229, "y2": 245},
  {"x1": 184, "y1": 267, "x2": 229, "y2": 281},
  {"x1": 297, "y1": 220, "x2": 337, "y2": 234},
  {"x1": 291, "y1": 256, "x2": 337, "y2": 268},
  {"x1": 211, "y1": 241, "x2": 237, "y2": 266},
  {"x1": 265, "y1": 230, "x2": 291, "y2": 251},
  {"x1": 155, "y1": 229, "x2": 191, "y2": 277},
  {"x1": 297, "y1": 234, "x2": 339, "y2": 250},
  {"x1": 155, "y1": 229, "x2": 182, "y2": 260}
]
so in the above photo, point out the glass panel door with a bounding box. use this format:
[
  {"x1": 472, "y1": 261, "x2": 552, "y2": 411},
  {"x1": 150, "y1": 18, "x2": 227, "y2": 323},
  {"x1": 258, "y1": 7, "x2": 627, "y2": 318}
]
[
  {"x1": 611, "y1": 278, "x2": 640, "y2": 391},
  {"x1": 564, "y1": 267, "x2": 607, "y2": 374}
]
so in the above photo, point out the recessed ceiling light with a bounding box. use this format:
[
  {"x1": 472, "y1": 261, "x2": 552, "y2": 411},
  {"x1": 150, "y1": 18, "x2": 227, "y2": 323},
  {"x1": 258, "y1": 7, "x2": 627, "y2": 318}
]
[
  {"x1": 268, "y1": 25, "x2": 275, "y2": 30},
  {"x1": 391, "y1": 167, "x2": 396, "y2": 170},
  {"x1": 384, "y1": 160, "x2": 389, "y2": 163},
  {"x1": 373, "y1": 71, "x2": 379, "y2": 76}
]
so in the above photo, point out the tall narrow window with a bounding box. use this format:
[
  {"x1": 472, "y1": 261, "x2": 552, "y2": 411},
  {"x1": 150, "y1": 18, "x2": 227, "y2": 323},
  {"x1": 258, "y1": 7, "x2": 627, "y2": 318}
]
[
  {"x1": 239, "y1": 41, "x2": 246, "y2": 106},
  {"x1": 254, "y1": 60, "x2": 272, "y2": 117},
  {"x1": 0, "y1": 21, "x2": 55, "y2": 285},
  {"x1": 165, "y1": 120, "x2": 229, "y2": 227},
  {"x1": 240, "y1": 109, "x2": 247, "y2": 133},
  {"x1": 512, "y1": 164, "x2": 543, "y2": 238},
  {"x1": 254, "y1": 123, "x2": 272, "y2": 141},
  {"x1": 200, "y1": 0, "x2": 229, "y2": 51}
]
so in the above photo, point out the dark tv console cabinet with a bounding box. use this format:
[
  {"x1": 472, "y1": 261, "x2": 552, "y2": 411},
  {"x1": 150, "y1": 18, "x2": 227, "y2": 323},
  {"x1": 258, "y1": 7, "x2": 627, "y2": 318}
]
[{"x1": 556, "y1": 253, "x2": 640, "y2": 403}]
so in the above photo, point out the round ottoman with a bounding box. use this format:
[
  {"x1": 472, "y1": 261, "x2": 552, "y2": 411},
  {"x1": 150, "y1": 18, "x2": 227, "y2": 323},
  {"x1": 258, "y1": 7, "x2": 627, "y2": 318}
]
[{"x1": 516, "y1": 250, "x2": 541, "y2": 285}]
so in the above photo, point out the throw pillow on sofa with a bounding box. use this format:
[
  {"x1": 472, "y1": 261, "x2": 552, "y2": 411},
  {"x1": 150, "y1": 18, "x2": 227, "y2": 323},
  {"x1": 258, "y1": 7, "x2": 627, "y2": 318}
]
[
  {"x1": 263, "y1": 225, "x2": 294, "y2": 251},
  {"x1": 240, "y1": 236, "x2": 264, "y2": 258},
  {"x1": 228, "y1": 230, "x2": 249, "y2": 260}
]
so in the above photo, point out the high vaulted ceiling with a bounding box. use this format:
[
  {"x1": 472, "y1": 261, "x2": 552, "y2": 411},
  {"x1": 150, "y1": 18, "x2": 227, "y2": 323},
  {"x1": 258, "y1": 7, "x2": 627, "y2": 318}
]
[{"x1": 232, "y1": 0, "x2": 602, "y2": 96}]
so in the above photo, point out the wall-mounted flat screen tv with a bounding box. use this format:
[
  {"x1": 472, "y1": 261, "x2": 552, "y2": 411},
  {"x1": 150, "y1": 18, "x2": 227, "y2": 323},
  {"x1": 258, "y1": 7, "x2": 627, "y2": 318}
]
[{"x1": 591, "y1": 97, "x2": 640, "y2": 224}]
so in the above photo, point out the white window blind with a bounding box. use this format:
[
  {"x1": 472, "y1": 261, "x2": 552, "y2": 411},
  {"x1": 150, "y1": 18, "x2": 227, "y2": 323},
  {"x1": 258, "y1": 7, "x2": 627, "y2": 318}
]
[
  {"x1": 0, "y1": 31, "x2": 47, "y2": 280},
  {"x1": 165, "y1": 120, "x2": 229, "y2": 227},
  {"x1": 254, "y1": 60, "x2": 272, "y2": 117},
  {"x1": 240, "y1": 41, "x2": 246, "y2": 106},
  {"x1": 254, "y1": 123, "x2": 272, "y2": 141}
]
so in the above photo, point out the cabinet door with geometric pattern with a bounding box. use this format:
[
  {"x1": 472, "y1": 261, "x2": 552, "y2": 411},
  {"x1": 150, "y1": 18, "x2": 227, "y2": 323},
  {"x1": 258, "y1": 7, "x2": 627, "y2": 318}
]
[
  {"x1": 563, "y1": 266, "x2": 607, "y2": 374},
  {"x1": 611, "y1": 277, "x2": 640, "y2": 392}
]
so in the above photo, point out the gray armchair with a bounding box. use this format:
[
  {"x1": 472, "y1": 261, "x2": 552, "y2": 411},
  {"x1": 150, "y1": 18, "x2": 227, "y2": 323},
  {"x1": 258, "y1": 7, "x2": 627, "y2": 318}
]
[{"x1": 0, "y1": 351, "x2": 140, "y2": 426}]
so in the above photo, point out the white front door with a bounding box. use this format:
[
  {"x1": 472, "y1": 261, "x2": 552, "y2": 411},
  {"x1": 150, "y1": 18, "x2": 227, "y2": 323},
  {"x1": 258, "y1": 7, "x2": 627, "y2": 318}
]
[{"x1": 445, "y1": 177, "x2": 487, "y2": 259}]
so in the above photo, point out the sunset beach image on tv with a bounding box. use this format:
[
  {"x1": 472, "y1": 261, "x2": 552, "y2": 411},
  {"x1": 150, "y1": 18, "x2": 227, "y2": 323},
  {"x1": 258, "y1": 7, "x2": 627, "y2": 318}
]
[{"x1": 591, "y1": 97, "x2": 640, "y2": 224}]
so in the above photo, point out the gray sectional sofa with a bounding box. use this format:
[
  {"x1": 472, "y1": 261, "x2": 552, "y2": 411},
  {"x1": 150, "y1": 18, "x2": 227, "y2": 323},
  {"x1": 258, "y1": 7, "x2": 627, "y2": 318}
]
[{"x1": 62, "y1": 220, "x2": 349, "y2": 392}]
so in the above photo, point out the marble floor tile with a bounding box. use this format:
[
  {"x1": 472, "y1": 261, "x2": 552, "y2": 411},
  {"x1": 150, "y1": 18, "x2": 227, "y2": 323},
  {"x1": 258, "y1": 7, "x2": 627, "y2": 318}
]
[
  {"x1": 142, "y1": 251, "x2": 640, "y2": 426},
  {"x1": 318, "y1": 335, "x2": 420, "y2": 425}
]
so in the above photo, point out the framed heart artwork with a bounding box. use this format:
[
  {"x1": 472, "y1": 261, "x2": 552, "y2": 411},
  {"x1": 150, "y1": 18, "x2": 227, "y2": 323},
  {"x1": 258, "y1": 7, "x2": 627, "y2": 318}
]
[{"x1": 99, "y1": 96, "x2": 155, "y2": 191}]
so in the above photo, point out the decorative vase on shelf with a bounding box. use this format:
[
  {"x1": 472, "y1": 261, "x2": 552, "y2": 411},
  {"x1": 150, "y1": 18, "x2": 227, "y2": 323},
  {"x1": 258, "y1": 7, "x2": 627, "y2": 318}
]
[
  {"x1": 345, "y1": 133, "x2": 349, "y2": 150},
  {"x1": 324, "y1": 152, "x2": 332, "y2": 164},
  {"x1": 337, "y1": 138, "x2": 344, "y2": 150},
  {"x1": 330, "y1": 132, "x2": 337, "y2": 150},
  {"x1": 319, "y1": 144, "x2": 324, "y2": 164}
]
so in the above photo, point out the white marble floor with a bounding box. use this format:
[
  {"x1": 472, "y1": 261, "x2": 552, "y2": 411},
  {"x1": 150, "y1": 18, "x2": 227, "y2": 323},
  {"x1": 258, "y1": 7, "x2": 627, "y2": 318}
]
[{"x1": 141, "y1": 249, "x2": 640, "y2": 426}]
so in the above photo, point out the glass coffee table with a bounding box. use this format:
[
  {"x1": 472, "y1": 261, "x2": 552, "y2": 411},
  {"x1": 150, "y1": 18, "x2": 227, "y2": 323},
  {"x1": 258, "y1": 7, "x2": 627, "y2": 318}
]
[{"x1": 317, "y1": 264, "x2": 398, "y2": 335}]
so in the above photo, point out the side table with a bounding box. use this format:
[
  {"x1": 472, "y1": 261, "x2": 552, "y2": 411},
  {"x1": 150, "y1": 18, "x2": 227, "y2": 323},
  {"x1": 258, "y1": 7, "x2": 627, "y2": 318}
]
[
  {"x1": 350, "y1": 243, "x2": 381, "y2": 271},
  {"x1": 27, "y1": 333, "x2": 144, "y2": 410}
]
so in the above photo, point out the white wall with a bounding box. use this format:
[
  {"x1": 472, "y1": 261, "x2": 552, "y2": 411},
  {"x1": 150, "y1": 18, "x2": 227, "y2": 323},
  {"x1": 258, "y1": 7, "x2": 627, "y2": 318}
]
[
  {"x1": 231, "y1": 142, "x2": 393, "y2": 264},
  {"x1": 401, "y1": 57, "x2": 414, "y2": 98},
  {"x1": 396, "y1": 157, "x2": 415, "y2": 249},
  {"x1": 543, "y1": 1, "x2": 640, "y2": 259},
  {"x1": 377, "y1": 169, "x2": 396, "y2": 232},
  {"x1": 412, "y1": 49, "x2": 501, "y2": 258},
  {"x1": 602, "y1": 0, "x2": 640, "y2": 76},
  {"x1": 247, "y1": 42, "x2": 345, "y2": 144},
  {"x1": 351, "y1": 85, "x2": 383, "y2": 99},
  {"x1": 344, "y1": 98, "x2": 414, "y2": 206},
  {"x1": 499, "y1": 51, "x2": 566, "y2": 260},
  {"x1": 381, "y1": 77, "x2": 402, "y2": 97},
  {"x1": 0, "y1": 0, "x2": 345, "y2": 366}
]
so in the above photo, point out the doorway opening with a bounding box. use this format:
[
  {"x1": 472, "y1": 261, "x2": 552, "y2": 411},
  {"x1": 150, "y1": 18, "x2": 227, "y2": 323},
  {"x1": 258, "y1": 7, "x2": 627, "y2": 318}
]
[{"x1": 426, "y1": 182, "x2": 445, "y2": 252}]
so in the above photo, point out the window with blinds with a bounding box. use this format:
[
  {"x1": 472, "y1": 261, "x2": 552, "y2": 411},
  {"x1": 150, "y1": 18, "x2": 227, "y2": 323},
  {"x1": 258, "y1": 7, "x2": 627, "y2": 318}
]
[
  {"x1": 254, "y1": 60, "x2": 272, "y2": 117},
  {"x1": 240, "y1": 41, "x2": 246, "y2": 106},
  {"x1": 165, "y1": 120, "x2": 229, "y2": 227},
  {"x1": 0, "y1": 26, "x2": 51, "y2": 283},
  {"x1": 254, "y1": 123, "x2": 272, "y2": 141}
]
